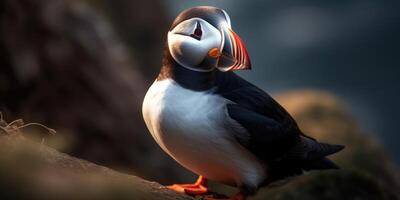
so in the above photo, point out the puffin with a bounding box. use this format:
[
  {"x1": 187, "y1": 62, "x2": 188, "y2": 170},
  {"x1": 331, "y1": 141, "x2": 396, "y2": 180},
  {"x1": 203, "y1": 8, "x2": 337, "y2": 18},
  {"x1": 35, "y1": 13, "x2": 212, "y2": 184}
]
[{"x1": 142, "y1": 6, "x2": 344, "y2": 200}]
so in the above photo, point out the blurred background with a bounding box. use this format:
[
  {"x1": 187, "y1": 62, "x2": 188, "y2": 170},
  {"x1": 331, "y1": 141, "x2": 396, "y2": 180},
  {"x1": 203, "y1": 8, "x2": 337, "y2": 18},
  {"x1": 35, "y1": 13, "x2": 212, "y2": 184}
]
[{"x1": 0, "y1": 0, "x2": 399, "y2": 199}]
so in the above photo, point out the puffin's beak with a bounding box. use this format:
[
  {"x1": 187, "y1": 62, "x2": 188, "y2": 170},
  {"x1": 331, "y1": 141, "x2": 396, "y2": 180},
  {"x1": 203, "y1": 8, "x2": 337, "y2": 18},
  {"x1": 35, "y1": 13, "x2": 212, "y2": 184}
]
[{"x1": 216, "y1": 26, "x2": 251, "y2": 72}]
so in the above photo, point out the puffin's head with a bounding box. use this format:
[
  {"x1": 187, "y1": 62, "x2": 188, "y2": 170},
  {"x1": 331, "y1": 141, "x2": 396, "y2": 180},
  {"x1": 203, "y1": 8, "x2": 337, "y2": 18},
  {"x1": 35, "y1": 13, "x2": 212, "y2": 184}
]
[{"x1": 167, "y1": 6, "x2": 251, "y2": 72}]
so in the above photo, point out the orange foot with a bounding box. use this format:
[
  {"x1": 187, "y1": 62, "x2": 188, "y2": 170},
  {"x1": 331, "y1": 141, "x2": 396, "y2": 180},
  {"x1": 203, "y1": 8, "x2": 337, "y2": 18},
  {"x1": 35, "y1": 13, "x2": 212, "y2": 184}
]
[{"x1": 167, "y1": 175, "x2": 208, "y2": 195}]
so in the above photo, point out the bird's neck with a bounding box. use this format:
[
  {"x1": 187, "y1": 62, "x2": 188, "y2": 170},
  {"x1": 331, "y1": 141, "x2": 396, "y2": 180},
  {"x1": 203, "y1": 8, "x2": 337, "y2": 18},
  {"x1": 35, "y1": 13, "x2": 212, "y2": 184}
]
[{"x1": 158, "y1": 51, "x2": 216, "y2": 91}]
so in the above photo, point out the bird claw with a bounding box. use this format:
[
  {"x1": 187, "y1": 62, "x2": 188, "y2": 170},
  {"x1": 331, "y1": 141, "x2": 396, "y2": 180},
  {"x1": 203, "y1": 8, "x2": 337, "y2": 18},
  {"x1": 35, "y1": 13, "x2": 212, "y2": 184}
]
[
  {"x1": 167, "y1": 176, "x2": 208, "y2": 195},
  {"x1": 167, "y1": 183, "x2": 208, "y2": 195},
  {"x1": 166, "y1": 176, "x2": 245, "y2": 199}
]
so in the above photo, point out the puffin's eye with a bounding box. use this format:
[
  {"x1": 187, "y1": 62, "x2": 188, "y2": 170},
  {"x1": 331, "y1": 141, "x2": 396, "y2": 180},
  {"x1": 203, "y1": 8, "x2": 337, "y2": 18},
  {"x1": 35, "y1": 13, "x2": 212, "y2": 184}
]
[{"x1": 190, "y1": 21, "x2": 202, "y2": 41}]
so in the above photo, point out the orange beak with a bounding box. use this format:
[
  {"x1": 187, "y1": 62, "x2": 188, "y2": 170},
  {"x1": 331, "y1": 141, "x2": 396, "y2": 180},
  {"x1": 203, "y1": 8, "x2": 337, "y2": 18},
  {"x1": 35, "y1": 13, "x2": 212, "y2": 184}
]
[{"x1": 217, "y1": 26, "x2": 251, "y2": 72}]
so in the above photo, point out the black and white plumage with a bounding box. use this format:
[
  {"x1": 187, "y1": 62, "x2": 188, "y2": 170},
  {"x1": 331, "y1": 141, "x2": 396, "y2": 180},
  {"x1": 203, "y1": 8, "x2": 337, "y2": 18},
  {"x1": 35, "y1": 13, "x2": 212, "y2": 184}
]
[{"x1": 143, "y1": 6, "x2": 344, "y2": 196}]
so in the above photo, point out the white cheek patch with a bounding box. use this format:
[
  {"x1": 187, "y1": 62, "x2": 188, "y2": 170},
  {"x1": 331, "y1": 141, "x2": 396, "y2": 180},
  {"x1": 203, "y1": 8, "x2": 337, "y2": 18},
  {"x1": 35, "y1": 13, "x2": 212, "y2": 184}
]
[
  {"x1": 168, "y1": 18, "x2": 222, "y2": 72},
  {"x1": 168, "y1": 33, "x2": 204, "y2": 66}
]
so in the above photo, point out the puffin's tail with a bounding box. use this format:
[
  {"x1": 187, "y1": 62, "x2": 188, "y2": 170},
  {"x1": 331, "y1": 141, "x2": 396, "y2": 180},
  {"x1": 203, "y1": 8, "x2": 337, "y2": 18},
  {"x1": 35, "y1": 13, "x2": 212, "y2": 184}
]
[
  {"x1": 283, "y1": 136, "x2": 345, "y2": 161},
  {"x1": 266, "y1": 136, "x2": 344, "y2": 183}
]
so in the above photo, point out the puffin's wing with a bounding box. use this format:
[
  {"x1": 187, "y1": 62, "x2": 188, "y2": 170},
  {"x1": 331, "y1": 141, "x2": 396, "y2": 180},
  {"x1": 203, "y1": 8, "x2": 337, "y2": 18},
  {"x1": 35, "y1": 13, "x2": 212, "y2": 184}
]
[
  {"x1": 215, "y1": 72, "x2": 344, "y2": 162},
  {"x1": 226, "y1": 103, "x2": 300, "y2": 160},
  {"x1": 215, "y1": 72, "x2": 301, "y2": 160}
]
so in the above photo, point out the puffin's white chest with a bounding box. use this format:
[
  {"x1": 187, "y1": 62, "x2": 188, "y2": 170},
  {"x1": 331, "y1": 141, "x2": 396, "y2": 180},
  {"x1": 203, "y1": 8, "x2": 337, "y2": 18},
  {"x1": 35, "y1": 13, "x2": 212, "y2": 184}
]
[{"x1": 142, "y1": 79, "x2": 266, "y2": 187}]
